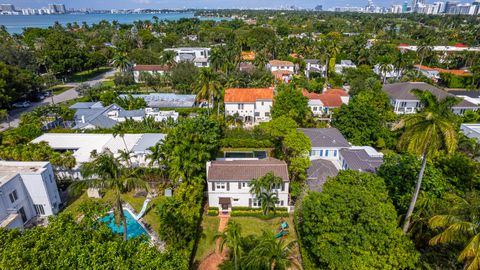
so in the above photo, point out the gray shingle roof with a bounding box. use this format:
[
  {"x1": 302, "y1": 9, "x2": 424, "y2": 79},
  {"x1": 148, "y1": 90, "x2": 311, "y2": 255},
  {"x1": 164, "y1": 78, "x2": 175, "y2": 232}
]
[
  {"x1": 340, "y1": 148, "x2": 383, "y2": 172},
  {"x1": 207, "y1": 157, "x2": 289, "y2": 182},
  {"x1": 69, "y1": 102, "x2": 100, "y2": 109},
  {"x1": 383, "y1": 82, "x2": 477, "y2": 108},
  {"x1": 120, "y1": 94, "x2": 196, "y2": 108},
  {"x1": 118, "y1": 109, "x2": 145, "y2": 118},
  {"x1": 305, "y1": 59, "x2": 320, "y2": 64},
  {"x1": 298, "y1": 128, "x2": 350, "y2": 148},
  {"x1": 307, "y1": 159, "x2": 338, "y2": 192}
]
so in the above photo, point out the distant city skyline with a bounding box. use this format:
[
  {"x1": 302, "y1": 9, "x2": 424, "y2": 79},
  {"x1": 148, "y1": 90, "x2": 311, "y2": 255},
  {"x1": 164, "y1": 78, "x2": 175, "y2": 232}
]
[{"x1": 3, "y1": 0, "x2": 467, "y2": 10}]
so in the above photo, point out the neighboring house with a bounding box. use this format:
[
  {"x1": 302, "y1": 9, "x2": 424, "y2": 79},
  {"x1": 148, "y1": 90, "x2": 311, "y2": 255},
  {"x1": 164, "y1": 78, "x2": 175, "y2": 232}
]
[
  {"x1": 267, "y1": 60, "x2": 295, "y2": 83},
  {"x1": 164, "y1": 47, "x2": 211, "y2": 67},
  {"x1": 69, "y1": 102, "x2": 178, "y2": 130},
  {"x1": 206, "y1": 157, "x2": 290, "y2": 212},
  {"x1": 118, "y1": 93, "x2": 203, "y2": 108},
  {"x1": 334, "y1": 60, "x2": 357, "y2": 74},
  {"x1": 302, "y1": 89, "x2": 349, "y2": 116},
  {"x1": 299, "y1": 128, "x2": 384, "y2": 191},
  {"x1": 414, "y1": 64, "x2": 471, "y2": 81},
  {"x1": 31, "y1": 133, "x2": 166, "y2": 175},
  {"x1": 304, "y1": 59, "x2": 326, "y2": 78},
  {"x1": 133, "y1": 65, "x2": 170, "y2": 83},
  {"x1": 449, "y1": 90, "x2": 480, "y2": 106},
  {"x1": 373, "y1": 64, "x2": 402, "y2": 79},
  {"x1": 0, "y1": 161, "x2": 61, "y2": 230},
  {"x1": 383, "y1": 82, "x2": 478, "y2": 115},
  {"x1": 224, "y1": 88, "x2": 274, "y2": 124},
  {"x1": 461, "y1": 124, "x2": 480, "y2": 140}
]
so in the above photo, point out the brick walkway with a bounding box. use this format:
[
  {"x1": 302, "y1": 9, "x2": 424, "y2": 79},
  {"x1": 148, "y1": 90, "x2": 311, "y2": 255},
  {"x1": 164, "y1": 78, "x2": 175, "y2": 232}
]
[{"x1": 197, "y1": 214, "x2": 230, "y2": 270}]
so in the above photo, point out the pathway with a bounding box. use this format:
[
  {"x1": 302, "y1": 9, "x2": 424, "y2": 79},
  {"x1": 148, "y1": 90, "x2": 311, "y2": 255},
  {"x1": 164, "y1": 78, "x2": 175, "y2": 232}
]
[
  {"x1": 0, "y1": 69, "x2": 115, "y2": 131},
  {"x1": 198, "y1": 214, "x2": 230, "y2": 270}
]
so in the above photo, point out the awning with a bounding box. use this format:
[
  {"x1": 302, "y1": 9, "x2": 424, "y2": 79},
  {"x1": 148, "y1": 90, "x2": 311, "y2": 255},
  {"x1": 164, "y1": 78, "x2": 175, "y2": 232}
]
[{"x1": 219, "y1": 197, "x2": 231, "y2": 204}]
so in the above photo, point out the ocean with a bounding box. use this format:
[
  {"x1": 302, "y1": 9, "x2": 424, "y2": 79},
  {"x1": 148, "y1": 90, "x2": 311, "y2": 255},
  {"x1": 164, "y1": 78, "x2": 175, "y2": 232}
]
[{"x1": 0, "y1": 12, "x2": 224, "y2": 34}]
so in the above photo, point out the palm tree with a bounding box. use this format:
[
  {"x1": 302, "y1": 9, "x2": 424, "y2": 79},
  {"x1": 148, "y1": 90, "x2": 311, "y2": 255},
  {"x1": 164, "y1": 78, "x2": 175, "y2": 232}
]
[
  {"x1": 259, "y1": 190, "x2": 279, "y2": 216},
  {"x1": 214, "y1": 220, "x2": 243, "y2": 270},
  {"x1": 244, "y1": 230, "x2": 299, "y2": 270},
  {"x1": 161, "y1": 50, "x2": 176, "y2": 67},
  {"x1": 378, "y1": 56, "x2": 394, "y2": 84},
  {"x1": 429, "y1": 192, "x2": 480, "y2": 270},
  {"x1": 111, "y1": 52, "x2": 131, "y2": 72},
  {"x1": 417, "y1": 41, "x2": 433, "y2": 67},
  {"x1": 112, "y1": 125, "x2": 131, "y2": 166},
  {"x1": 192, "y1": 68, "x2": 222, "y2": 116},
  {"x1": 396, "y1": 90, "x2": 459, "y2": 233},
  {"x1": 117, "y1": 149, "x2": 133, "y2": 167},
  {"x1": 146, "y1": 142, "x2": 162, "y2": 166},
  {"x1": 72, "y1": 151, "x2": 147, "y2": 241}
]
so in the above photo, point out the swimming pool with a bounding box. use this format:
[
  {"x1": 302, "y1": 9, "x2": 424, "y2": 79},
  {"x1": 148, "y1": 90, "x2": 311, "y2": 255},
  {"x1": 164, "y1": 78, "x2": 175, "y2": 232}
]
[{"x1": 98, "y1": 210, "x2": 148, "y2": 240}]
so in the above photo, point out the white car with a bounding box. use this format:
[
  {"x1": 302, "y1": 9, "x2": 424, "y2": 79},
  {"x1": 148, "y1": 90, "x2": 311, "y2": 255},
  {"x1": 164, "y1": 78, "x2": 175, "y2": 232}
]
[{"x1": 12, "y1": 101, "x2": 31, "y2": 108}]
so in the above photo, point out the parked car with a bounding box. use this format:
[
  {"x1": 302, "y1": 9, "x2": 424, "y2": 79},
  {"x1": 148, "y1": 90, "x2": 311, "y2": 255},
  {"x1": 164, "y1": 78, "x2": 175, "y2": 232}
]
[
  {"x1": 12, "y1": 101, "x2": 31, "y2": 108},
  {"x1": 43, "y1": 91, "x2": 53, "y2": 97},
  {"x1": 27, "y1": 92, "x2": 45, "y2": 102}
]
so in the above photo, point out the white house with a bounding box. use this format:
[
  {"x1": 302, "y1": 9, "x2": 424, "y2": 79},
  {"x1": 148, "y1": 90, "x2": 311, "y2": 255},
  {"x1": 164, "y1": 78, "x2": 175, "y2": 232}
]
[
  {"x1": 267, "y1": 60, "x2": 296, "y2": 83},
  {"x1": 373, "y1": 64, "x2": 402, "y2": 79},
  {"x1": 299, "y1": 128, "x2": 384, "y2": 191},
  {"x1": 304, "y1": 59, "x2": 326, "y2": 78},
  {"x1": 133, "y1": 65, "x2": 171, "y2": 83},
  {"x1": 224, "y1": 88, "x2": 274, "y2": 124},
  {"x1": 31, "y1": 133, "x2": 167, "y2": 176},
  {"x1": 0, "y1": 161, "x2": 61, "y2": 230},
  {"x1": 164, "y1": 47, "x2": 211, "y2": 67},
  {"x1": 334, "y1": 60, "x2": 357, "y2": 74},
  {"x1": 207, "y1": 158, "x2": 290, "y2": 212},
  {"x1": 69, "y1": 102, "x2": 178, "y2": 130},
  {"x1": 383, "y1": 82, "x2": 478, "y2": 115},
  {"x1": 461, "y1": 124, "x2": 480, "y2": 141},
  {"x1": 414, "y1": 64, "x2": 471, "y2": 81},
  {"x1": 302, "y1": 89, "x2": 349, "y2": 116}
]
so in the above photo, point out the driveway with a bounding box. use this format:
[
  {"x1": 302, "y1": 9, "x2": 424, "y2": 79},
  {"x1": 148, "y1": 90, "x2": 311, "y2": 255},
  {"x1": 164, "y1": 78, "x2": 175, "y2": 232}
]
[{"x1": 0, "y1": 69, "x2": 115, "y2": 131}]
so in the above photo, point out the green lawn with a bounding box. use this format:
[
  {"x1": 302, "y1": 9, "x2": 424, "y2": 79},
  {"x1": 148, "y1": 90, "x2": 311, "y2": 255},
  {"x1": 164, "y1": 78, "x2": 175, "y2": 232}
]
[
  {"x1": 69, "y1": 67, "x2": 111, "y2": 83},
  {"x1": 100, "y1": 80, "x2": 115, "y2": 88},
  {"x1": 63, "y1": 190, "x2": 163, "y2": 233},
  {"x1": 194, "y1": 216, "x2": 221, "y2": 262}
]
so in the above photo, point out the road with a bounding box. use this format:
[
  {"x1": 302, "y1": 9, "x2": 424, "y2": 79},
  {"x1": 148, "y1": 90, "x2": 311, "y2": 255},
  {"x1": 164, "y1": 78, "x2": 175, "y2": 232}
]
[{"x1": 0, "y1": 69, "x2": 115, "y2": 131}]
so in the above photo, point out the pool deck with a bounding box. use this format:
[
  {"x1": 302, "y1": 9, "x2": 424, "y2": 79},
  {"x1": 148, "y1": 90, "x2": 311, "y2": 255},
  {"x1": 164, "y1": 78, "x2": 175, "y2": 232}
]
[{"x1": 122, "y1": 202, "x2": 166, "y2": 251}]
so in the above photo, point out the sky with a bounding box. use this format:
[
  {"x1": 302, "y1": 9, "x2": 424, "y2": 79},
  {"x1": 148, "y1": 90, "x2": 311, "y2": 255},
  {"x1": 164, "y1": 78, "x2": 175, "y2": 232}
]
[{"x1": 9, "y1": 0, "x2": 472, "y2": 10}]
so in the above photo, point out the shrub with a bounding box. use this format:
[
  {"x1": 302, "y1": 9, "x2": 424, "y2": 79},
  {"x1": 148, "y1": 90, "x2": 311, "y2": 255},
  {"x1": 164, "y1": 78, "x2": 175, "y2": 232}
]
[
  {"x1": 231, "y1": 207, "x2": 289, "y2": 219},
  {"x1": 220, "y1": 138, "x2": 274, "y2": 148},
  {"x1": 207, "y1": 207, "x2": 219, "y2": 216}
]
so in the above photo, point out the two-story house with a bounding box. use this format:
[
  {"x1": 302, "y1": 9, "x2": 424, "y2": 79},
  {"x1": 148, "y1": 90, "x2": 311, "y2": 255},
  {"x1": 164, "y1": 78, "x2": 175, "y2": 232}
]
[
  {"x1": 334, "y1": 60, "x2": 357, "y2": 74},
  {"x1": 224, "y1": 88, "x2": 274, "y2": 124},
  {"x1": 164, "y1": 47, "x2": 211, "y2": 67},
  {"x1": 267, "y1": 60, "x2": 295, "y2": 82},
  {"x1": 302, "y1": 89, "x2": 349, "y2": 116},
  {"x1": 0, "y1": 161, "x2": 61, "y2": 230},
  {"x1": 207, "y1": 158, "x2": 289, "y2": 212},
  {"x1": 299, "y1": 128, "x2": 384, "y2": 191},
  {"x1": 304, "y1": 59, "x2": 326, "y2": 78},
  {"x1": 133, "y1": 64, "x2": 171, "y2": 83},
  {"x1": 383, "y1": 82, "x2": 478, "y2": 115}
]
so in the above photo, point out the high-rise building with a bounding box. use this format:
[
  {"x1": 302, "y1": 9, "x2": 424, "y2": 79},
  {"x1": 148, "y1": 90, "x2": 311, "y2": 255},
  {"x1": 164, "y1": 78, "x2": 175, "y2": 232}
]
[
  {"x1": 412, "y1": 0, "x2": 425, "y2": 11},
  {"x1": 470, "y1": 0, "x2": 480, "y2": 15},
  {"x1": 402, "y1": 1, "x2": 409, "y2": 13},
  {"x1": 54, "y1": 4, "x2": 66, "y2": 14},
  {"x1": 0, "y1": 4, "x2": 15, "y2": 12},
  {"x1": 315, "y1": 5, "x2": 323, "y2": 11},
  {"x1": 445, "y1": 1, "x2": 459, "y2": 14}
]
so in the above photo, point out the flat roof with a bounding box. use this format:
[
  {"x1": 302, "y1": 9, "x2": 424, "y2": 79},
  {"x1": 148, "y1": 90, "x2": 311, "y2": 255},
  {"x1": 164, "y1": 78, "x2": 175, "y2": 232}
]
[
  {"x1": 0, "y1": 161, "x2": 49, "y2": 187},
  {"x1": 120, "y1": 94, "x2": 196, "y2": 108}
]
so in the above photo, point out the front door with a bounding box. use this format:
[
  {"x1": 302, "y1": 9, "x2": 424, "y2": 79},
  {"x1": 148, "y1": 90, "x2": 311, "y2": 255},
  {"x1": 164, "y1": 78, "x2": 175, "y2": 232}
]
[
  {"x1": 221, "y1": 204, "x2": 229, "y2": 210},
  {"x1": 18, "y1": 207, "x2": 27, "y2": 223}
]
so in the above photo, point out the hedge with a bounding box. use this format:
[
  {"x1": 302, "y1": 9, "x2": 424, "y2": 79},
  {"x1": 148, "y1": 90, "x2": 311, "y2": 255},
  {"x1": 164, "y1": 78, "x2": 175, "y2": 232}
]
[
  {"x1": 220, "y1": 138, "x2": 274, "y2": 148},
  {"x1": 231, "y1": 207, "x2": 289, "y2": 219},
  {"x1": 207, "y1": 207, "x2": 219, "y2": 216}
]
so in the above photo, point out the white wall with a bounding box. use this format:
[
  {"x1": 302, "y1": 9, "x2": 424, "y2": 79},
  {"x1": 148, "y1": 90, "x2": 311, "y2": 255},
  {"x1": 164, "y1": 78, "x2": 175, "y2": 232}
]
[
  {"x1": 207, "y1": 180, "x2": 289, "y2": 211},
  {"x1": 225, "y1": 101, "x2": 272, "y2": 123},
  {"x1": 21, "y1": 164, "x2": 61, "y2": 216},
  {"x1": 269, "y1": 65, "x2": 295, "y2": 73},
  {"x1": 309, "y1": 147, "x2": 343, "y2": 161},
  {"x1": 0, "y1": 175, "x2": 36, "y2": 227},
  {"x1": 133, "y1": 70, "x2": 166, "y2": 83}
]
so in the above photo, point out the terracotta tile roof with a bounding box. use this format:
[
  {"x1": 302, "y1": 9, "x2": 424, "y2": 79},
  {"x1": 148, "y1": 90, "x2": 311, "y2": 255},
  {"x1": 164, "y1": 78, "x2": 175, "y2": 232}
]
[
  {"x1": 133, "y1": 65, "x2": 171, "y2": 71},
  {"x1": 224, "y1": 88, "x2": 274, "y2": 103},
  {"x1": 324, "y1": 88, "x2": 348, "y2": 96},
  {"x1": 415, "y1": 64, "x2": 470, "y2": 76},
  {"x1": 302, "y1": 89, "x2": 344, "y2": 107},
  {"x1": 272, "y1": 70, "x2": 294, "y2": 76},
  {"x1": 269, "y1": 60, "x2": 294, "y2": 66},
  {"x1": 207, "y1": 157, "x2": 289, "y2": 182},
  {"x1": 241, "y1": 51, "x2": 256, "y2": 61}
]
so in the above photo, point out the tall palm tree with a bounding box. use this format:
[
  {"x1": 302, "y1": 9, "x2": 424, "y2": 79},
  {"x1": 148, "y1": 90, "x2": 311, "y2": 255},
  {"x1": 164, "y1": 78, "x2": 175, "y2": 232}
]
[
  {"x1": 396, "y1": 90, "x2": 459, "y2": 233},
  {"x1": 161, "y1": 50, "x2": 176, "y2": 67},
  {"x1": 378, "y1": 56, "x2": 394, "y2": 84},
  {"x1": 111, "y1": 52, "x2": 131, "y2": 72},
  {"x1": 429, "y1": 192, "x2": 480, "y2": 270},
  {"x1": 192, "y1": 68, "x2": 222, "y2": 116},
  {"x1": 417, "y1": 41, "x2": 433, "y2": 67},
  {"x1": 214, "y1": 220, "x2": 243, "y2": 270},
  {"x1": 245, "y1": 230, "x2": 299, "y2": 270},
  {"x1": 72, "y1": 151, "x2": 147, "y2": 241},
  {"x1": 146, "y1": 142, "x2": 162, "y2": 166},
  {"x1": 259, "y1": 190, "x2": 279, "y2": 216}
]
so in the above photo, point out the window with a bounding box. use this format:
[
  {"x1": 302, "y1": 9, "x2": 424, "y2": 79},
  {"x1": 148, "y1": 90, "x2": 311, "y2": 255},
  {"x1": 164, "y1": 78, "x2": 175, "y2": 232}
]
[
  {"x1": 34, "y1": 204, "x2": 45, "y2": 215},
  {"x1": 233, "y1": 198, "x2": 239, "y2": 202},
  {"x1": 313, "y1": 106, "x2": 318, "y2": 111},
  {"x1": 216, "y1": 182, "x2": 226, "y2": 190},
  {"x1": 261, "y1": 101, "x2": 264, "y2": 106},
  {"x1": 265, "y1": 112, "x2": 270, "y2": 117},
  {"x1": 253, "y1": 199, "x2": 259, "y2": 207},
  {"x1": 49, "y1": 174, "x2": 53, "y2": 183},
  {"x1": 319, "y1": 150, "x2": 323, "y2": 156},
  {"x1": 9, "y1": 190, "x2": 18, "y2": 203},
  {"x1": 242, "y1": 182, "x2": 248, "y2": 188},
  {"x1": 325, "y1": 150, "x2": 329, "y2": 156},
  {"x1": 254, "y1": 112, "x2": 260, "y2": 117},
  {"x1": 400, "y1": 101, "x2": 407, "y2": 107},
  {"x1": 280, "y1": 200, "x2": 284, "y2": 206},
  {"x1": 333, "y1": 150, "x2": 337, "y2": 157},
  {"x1": 238, "y1": 104, "x2": 244, "y2": 110}
]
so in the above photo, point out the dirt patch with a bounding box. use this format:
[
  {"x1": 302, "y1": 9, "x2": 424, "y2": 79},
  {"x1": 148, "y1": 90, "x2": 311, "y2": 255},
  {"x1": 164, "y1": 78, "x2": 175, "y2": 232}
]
[{"x1": 197, "y1": 215, "x2": 230, "y2": 270}]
